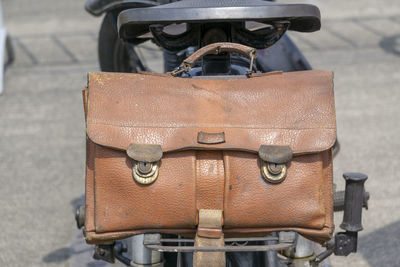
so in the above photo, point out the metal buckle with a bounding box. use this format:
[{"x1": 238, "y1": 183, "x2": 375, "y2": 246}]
[
  {"x1": 258, "y1": 145, "x2": 292, "y2": 184},
  {"x1": 127, "y1": 144, "x2": 162, "y2": 185},
  {"x1": 132, "y1": 161, "x2": 159, "y2": 185},
  {"x1": 248, "y1": 49, "x2": 257, "y2": 73},
  {"x1": 170, "y1": 62, "x2": 192, "y2": 77},
  {"x1": 261, "y1": 161, "x2": 287, "y2": 184}
]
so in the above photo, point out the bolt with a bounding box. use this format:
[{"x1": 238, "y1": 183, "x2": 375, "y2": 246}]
[{"x1": 99, "y1": 248, "x2": 105, "y2": 256}]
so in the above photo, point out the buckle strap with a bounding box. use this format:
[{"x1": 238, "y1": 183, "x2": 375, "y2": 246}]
[
  {"x1": 197, "y1": 209, "x2": 223, "y2": 238},
  {"x1": 194, "y1": 209, "x2": 225, "y2": 267}
]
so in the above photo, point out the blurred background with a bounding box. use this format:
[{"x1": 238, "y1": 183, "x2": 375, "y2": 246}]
[{"x1": 0, "y1": 0, "x2": 399, "y2": 266}]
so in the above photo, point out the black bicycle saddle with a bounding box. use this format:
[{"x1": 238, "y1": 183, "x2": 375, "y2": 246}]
[
  {"x1": 85, "y1": 0, "x2": 158, "y2": 16},
  {"x1": 118, "y1": 0, "x2": 320, "y2": 50}
]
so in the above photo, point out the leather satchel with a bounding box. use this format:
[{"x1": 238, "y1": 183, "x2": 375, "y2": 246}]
[{"x1": 82, "y1": 44, "x2": 336, "y2": 250}]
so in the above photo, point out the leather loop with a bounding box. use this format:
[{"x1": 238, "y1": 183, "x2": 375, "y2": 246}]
[
  {"x1": 197, "y1": 227, "x2": 222, "y2": 239},
  {"x1": 197, "y1": 209, "x2": 224, "y2": 238},
  {"x1": 197, "y1": 131, "x2": 225, "y2": 144}
]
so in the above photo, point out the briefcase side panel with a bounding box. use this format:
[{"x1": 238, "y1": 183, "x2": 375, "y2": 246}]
[
  {"x1": 85, "y1": 147, "x2": 334, "y2": 242},
  {"x1": 93, "y1": 146, "x2": 197, "y2": 233},
  {"x1": 223, "y1": 150, "x2": 333, "y2": 231}
]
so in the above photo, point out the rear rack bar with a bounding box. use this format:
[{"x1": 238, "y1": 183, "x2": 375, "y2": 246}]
[{"x1": 143, "y1": 233, "x2": 294, "y2": 253}]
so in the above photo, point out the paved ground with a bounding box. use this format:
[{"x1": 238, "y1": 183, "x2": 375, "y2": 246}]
[{"x1": 0, "y1": 0, "x2": 399, "y2": 266}]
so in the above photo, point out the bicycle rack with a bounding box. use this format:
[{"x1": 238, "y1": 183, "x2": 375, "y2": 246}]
[{"x1": 93, "y1": 233, "x2": 296, "y2": 266}]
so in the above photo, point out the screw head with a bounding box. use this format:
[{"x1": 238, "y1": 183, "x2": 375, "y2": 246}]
[{"x1": 98, "y1": 248, "x2": 105, "y2": 256}]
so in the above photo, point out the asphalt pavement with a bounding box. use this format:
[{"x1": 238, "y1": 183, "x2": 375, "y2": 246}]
[{"x1": 0, "y1": 0, "x2": 399, "y2": 266}]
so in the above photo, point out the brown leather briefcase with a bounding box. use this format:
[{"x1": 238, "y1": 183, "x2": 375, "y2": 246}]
[{"x1": 82, "y1": 45, "x2": 336, "y2": 247}]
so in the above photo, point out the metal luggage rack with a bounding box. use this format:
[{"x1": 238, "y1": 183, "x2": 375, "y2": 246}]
[
  {"x1": 143, "y1": 233, "x2": 295, "y2": 253},
  {"x1": 93, "y1": 232, "x2": 297, "y2": 266}
]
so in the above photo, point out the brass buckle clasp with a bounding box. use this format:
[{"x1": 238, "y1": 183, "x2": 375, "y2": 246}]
[
  {"x1": 127, "y1": 144, "x2": 163, "y2": 185},
  {"x1": 259, "y1": 145, "x2": 292, "y2": 184}
]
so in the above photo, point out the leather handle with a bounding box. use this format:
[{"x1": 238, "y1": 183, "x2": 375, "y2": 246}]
[
  {"x1": 170, "y1": 42, "x2": 257, "y2": 76},
  {"x1": 185, "y1": 42, "x2": 257, "y2": 66}
]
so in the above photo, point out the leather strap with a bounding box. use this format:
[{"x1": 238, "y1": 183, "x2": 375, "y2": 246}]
[
  {"x1": 197, "y1": 209, "x2": 223, "y2": 238},
  {"x1": 194, "y1": 209, "x2": 225, "y2": 267},
  {"x1": 193, "y1": 152, "x2": 226, "y2": 266},
  {"x1": 196, "y1": 151, "x2": 225, "y2": 212}
]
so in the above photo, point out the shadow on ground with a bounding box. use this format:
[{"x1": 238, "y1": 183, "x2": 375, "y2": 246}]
[
  {"x1": 380, "y1": 34, "x2": 400, "y2": 56},
  {"x1": 42, "y1": 196, "x2": 85, "y2": 264},
  {"x1": 42, "y1": 195, "x2": 119, "y2": 266},
  {"x1": 359, "y1": 220, "x2": 400, "y2": 266},
  {"x1": 43, "y1": 247, "x2": 73, "y2": 263}
]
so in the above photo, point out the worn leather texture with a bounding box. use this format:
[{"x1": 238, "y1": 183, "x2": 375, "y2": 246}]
[{"x1": 83, "y1": 70, "x2": 336, "y2": 244}]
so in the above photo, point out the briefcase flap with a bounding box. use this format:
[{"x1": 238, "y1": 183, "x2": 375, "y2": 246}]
[{"x1": 85, "y1": 71, "x2": 336, "y2": 155}]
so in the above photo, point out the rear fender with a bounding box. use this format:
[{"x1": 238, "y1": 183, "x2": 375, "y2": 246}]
[{"x1": 85, "y1": 0, "x2": 158, "y2": 16}]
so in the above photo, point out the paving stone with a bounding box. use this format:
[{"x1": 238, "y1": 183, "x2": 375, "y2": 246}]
[
  {"x1": 18, "y1": 36, "x2": 75, "y2": 65},
  {"x1": 326, "y1": 20, "x2": 382, "y2": 48},
  {"x1": 57, "y1": 34, "x2": 98, "y2": 63},
  {"x1": 299, "y1": 26, "x2": 354, "y2": 50}
]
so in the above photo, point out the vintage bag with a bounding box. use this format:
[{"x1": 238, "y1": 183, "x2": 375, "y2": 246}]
[{"x1": 82, "y1": 51, "x2": 336, "y2": 246}]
